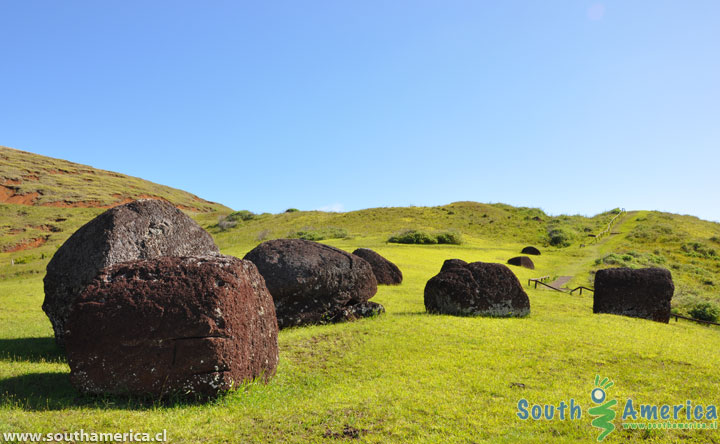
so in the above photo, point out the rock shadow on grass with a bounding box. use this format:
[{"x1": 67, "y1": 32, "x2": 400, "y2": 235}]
[
  {"x1": 0, "y1": 337, "x2": 65, "y2": 363},
  {"x1": 0, "y1": 372, "x2": 221, "y2": 411}
]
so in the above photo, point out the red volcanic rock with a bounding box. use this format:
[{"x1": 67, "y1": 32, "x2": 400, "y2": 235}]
[
  {"x1": 440, "y1": 258, "x2": 468, "y2": 272},
  {"x1": 244, "y1": 239, "x2": 381, "y2": 328},
  {"x1": 44, "y1": 199, "x2": 219, "y2": 347},
  {"x1": 425, "y1": 261, "x2": 530, "y2": 317},
  {"x1": 352, "y1": 248, "x2": 402, "y2": 285},
  {"x1": 507, "y1": 256, "x2": 535, "y2": 270},
  {"x1": 594, "y1": 267, "x2": 674, "y2": 323},
  {"x1": 521, "y1": 246, "x2": 541, "y2": 256},
  {"x1": 65, "y1": 255, "x2": 278, "y2": 398}
]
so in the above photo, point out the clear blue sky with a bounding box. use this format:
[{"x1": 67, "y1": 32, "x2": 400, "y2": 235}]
[{"x1": 1, "y1": 1, "x2": 718, "y2": 221}]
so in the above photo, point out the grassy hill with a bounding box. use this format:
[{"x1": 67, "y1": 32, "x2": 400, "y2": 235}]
[
  {"x1": 0, "y1": 146, "x2": 231, "y2": 280},
  {"x1": 198, "y1": 203, "x2": 720, "y2": 316},
  {"x1": 1, "y1": 148, "x2": 720, "y2": 443}
]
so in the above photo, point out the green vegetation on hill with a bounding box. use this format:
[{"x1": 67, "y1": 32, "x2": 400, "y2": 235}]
[
  {"x1": 587, "y1": 211, "x2": 720, "y2": 317},
  {"x1": 199, "y1": 201, "x2": 619, "y2": 249},
  {"x1": 2, "y1": 237, "x2": 720, "y2": 443},
  {"x1": 0, "y1": 146, "x2": 229, "y2": 212},
  {"x1": 2, "y1": 149, "x2": 720, "y2": 443}
]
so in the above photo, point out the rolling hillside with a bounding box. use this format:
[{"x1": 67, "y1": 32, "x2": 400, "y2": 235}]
[
  {"x1": 2, "y1": 148, "x2": 720, "y2": 443},
  {"x1": 198, "y1": 203, "x2": 720, "y2": 315},
  {"x1": 0, "y1": 146, "x2": 231, "y2": 279}
]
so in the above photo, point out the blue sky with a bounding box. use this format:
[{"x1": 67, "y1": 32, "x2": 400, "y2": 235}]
[{"x1": 1, "y1": 1, "x2": 718, "y2": 220}]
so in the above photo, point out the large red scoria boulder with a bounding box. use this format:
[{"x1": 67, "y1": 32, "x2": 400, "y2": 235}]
[
  {"x1": 521, "y1": 246, "x2": 541, "y2": 256},
  {"x1": 352, "y1": 248, "x2": 403, "y2": 285},
  {"x1": 65, "y1": 255, "x2": 278, "y2": 398},
  {"x1": 507, "y1": 256, "x2": 535, "y2": 270},
  {"x1": 43, "y1": 199, "x2": 219, "y2": 347},
  {"x1": 440, "y1": 258, "x2": 468, "y2": 272},
  {"x1": 244, "y1": 239, "x2": 383, "y2": 328},
  {"x1": 425, "y1": 261, "x2": 530, "y2": 317},
  {"x1": 593, "y1": 267, "x2": 674, "y2": 323}
]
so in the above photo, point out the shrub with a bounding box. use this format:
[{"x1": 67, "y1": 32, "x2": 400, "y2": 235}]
[
  {"x1": 436, "y1": 230, "x2": 463, "y2": 245},
  {"x1": 217, "y1": 218, "x2": 237, "y2": 231},
  {"x1": 285, "y1": 208, "x2": 299, "y2": 213},
  {"x1": 548, "y1": 228, "x2": 573, "y2": 247},
  {"x1": 681, "y1": 242, "x2": 717, "y2": 258},
  {"x1": 289, "y1": 226, "x2": 348, "y2": 241},
  {"x1": 388, "y1": 230, "x2": 437, "y2": 245},
  {"x1": 387, "y1": 230, "x2": 463, "y2": 245},
  {"x1": 689, "y1": 302, "x2": 720, "y2": 323},
  {"x1": 12, "y1": 256, "x2": 32, "y2": 265},
  {"x1": 227, "y1": 210, "x2": 256, "y2": 222}
]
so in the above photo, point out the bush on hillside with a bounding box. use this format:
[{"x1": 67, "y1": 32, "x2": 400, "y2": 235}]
[
  {"x1": 681, "y1": 242, "x2": 717, "y2": 259},
  {"x1": 288, "y1": 226, "x2": 348, "y2": 241},
  {"x1": 388, "y1": 230, "x2": 437, "y2": 245},
  {"x1": 689, "y1": 302, "x2": 720, "y2": 323},
  {"x1": 285, "y1": 208, "x2": 299, "y2": 213},
  {"x1": 216, "y1": 210, "x2": 257, "y2": 231},
  {"x1": 227, "y1": 210, "x2": 256, "y2": 222},
  {"x1": 217, "y1": 218, "x2": 237, "y2": 231},
  {"x1": 548, "y1": 228, "x2": 574, "y2": 247},
  {"x1": 436, "y1": 230, "x2": 463, "y2": 245},
  {"x1": 388, "y1": 230, "x2": 463, "y2": 245}
]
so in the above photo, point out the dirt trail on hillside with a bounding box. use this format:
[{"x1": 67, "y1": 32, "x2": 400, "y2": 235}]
[{"x1": 543, "y1": 276, "x2": 573, "y2": 289}]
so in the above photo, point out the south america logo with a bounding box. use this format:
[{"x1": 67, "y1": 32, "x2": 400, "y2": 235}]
[{"x1": 588, "y1": 375, "x2": 617, "y2": 441}]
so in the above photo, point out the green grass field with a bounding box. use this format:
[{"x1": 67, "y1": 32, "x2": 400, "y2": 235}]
[
  {"x1": 2, "y1": 220, "x2": 720, "y2": 443},
  {"x1": 2, "y1": 149, "x2": 720, "y2": 442}
]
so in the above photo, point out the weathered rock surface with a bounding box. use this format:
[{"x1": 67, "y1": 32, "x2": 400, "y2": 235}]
[
  {"x1": 43, "y1": 199, "x2": 219, "y2": 346},
  {"x1": 352, "y1": 248, "x2": 402, "y2": 285},
  {"x1": 440, "y1": 258, "x2": 468, "y2": 272},
  {"x1": 521, "y1": 246, "x2": 541, "y2": 255},
  {"x1": 507, "y1": 256, "x2": 535, "y2": 270},
  {"x1": 425, "y1": 261, "x2": 530, "y2": 317},
  {"x1": 593, "y1": 267, "x2": 674, "y2": 323},
  {"x1": 65, "y1": 255, "x2": 278, "y2": 398},
  {"x1": 244, "y1": 239, "x2": 381, "y2": 328}
]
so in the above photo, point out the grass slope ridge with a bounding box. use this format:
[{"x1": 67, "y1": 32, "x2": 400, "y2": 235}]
[
  {"x1": 202, "y1": 204, "x2": 720, "y2": 315},
  {"x1": 0, "y1": 145, "x2": 227, "y2": 212},
  {"x1": 0, "y1": 146, "x2": 231, "y2": 277}
]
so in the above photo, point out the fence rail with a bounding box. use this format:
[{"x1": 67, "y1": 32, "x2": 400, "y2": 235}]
[
  {"x1": 528, "y1": 278, "x2": 565, "y2": 293},
  {"x1": 673, "y1": 313, "x2": 720, "y2": 327},
  {"x1": 593, "y1": 208, "x2": 626, "y2": 242},
  {"x1": 527, "y1": 276, "x2": 550, "y2": 287},
  {"x1": 528, "y1": 277, "x2": 594, "y2": 296},
  {"x1": 569, "y1": 286, "x2": 594, "y2": 295}
]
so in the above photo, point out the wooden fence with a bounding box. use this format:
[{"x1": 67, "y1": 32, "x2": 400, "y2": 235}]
[
  {"x1": 593, "y1": 208, "x2": 626, "y2": 243},
  {"x1": 528, "y1": 277, "x2": 593, "y2": 295}
]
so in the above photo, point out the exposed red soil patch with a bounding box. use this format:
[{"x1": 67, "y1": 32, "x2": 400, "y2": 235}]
[
  {"x1": 0, "y1": 186, "x2": 39, "y2": 205},
  {"x1": 3, "y1": 236, "x2": 48, "y2": 253},
  {"x1": 21, "y1": 174, "x2": 40, "y2": 181},
  {"x1": 2, "y1": 178, "x2": 22, "y2": 185},
  {"x1": 47, "y1": 169, "x2": 73, "y2": 175},
  {"x1": 8, "y1": 228, "x2": 25, "y2": 235}
]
